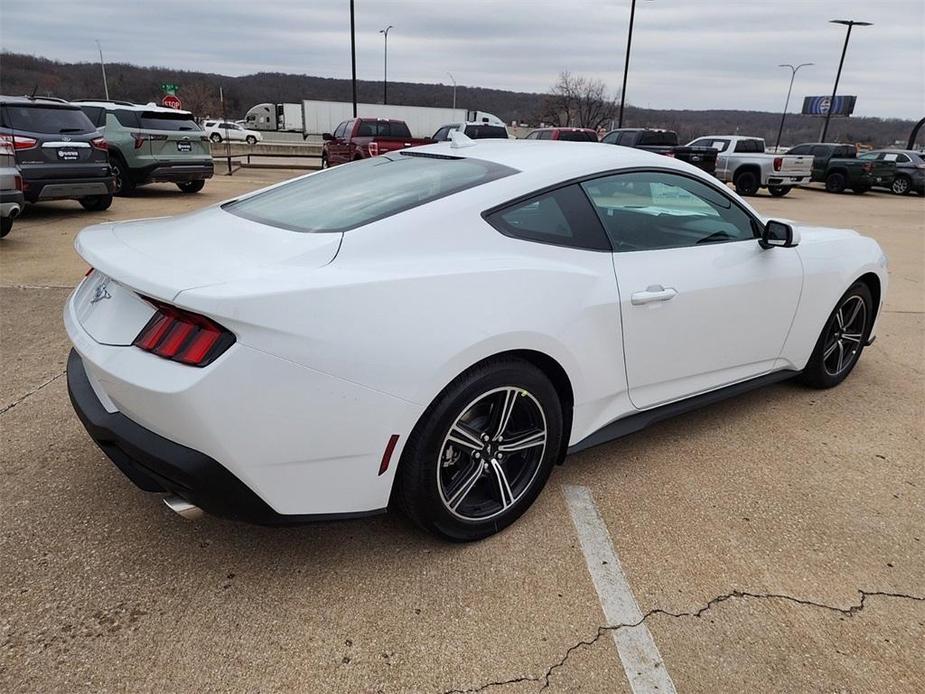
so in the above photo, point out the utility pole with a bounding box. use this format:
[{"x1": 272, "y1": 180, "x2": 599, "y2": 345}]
[
  {"x1": 95, "y1": 40, "x2": 109, "y2": 100},
  {"x1": 821, "y1": 19, "x2": 872, "y2": 142},
  {"x1": 350, "y1": 0, "x2": 357, "y2": 117},
  {"x1": 618, "y1": 0, "x2": 653, "y2": 129},
  {"x1": 774, "y1": 63, "x2": 812, "y2": 152},
  {"x1": 447, "y1": 72, "x2": 457, "y2": 111},
  {"x1": 379, "y1": 25, "x2": 393, "y2": 105}
]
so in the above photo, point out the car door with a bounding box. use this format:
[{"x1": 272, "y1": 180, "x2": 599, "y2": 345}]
[{"x1": 581, "y1": 170, "x2": 803, "y2": 409}]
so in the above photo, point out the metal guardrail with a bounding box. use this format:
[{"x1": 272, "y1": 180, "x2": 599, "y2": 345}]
[{"x1": 209, "y1": 142, "x2": 322, "y2": 174}]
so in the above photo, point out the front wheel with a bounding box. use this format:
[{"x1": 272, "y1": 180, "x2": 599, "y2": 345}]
[
  {"x1": 768, "y1": 185, "x2": 792, "y2": 197},
  {"x1": 799, "y1": 282, "x2": 873, "y2": 389},
  {"x1": 79, "y1": 194, "x2": 113, "y2": 211},
  {"x1": 891, "y1": 175, "x2": 911, "y2": 195},
  {"x1": 210, "y1": 133, "x2": 222, "y2": 143},
  {"x1": 395, "y1": 359, "x2": 564, "y2": 541},
  {"x1": 245, "y1": 135, "x2": 257, "y2": 145},
  {"x1": 176, "y1": 180, "x2": 205, "y2": 194},
  {"x1": 0, "y1": 216, "x2": 12, "y2": 238},
  {"x1": 734, "y1": 170, "x2": 760, "y2": 196}
]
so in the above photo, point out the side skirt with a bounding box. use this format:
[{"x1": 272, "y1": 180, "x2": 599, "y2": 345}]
[{"x1": 567, "y1": 370, "x2": 799, "y2": 455}]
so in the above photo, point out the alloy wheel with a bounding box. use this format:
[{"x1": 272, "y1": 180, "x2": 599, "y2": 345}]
[
  {"x1": 437, "y1": 387, "x2": 547, "y2": 521},
  {"x1": 892, "y1": 177, "x2": 909, "y2": 194},
  {"x1": 822, "y1": 295, "x2": 867, "y2": 376}
]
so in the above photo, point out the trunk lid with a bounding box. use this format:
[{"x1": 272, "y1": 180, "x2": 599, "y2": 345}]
[
  {"x1": 74, "y1": 205, "x2": 343, "y2": 303},
  {"x1": 776, "y1": 154, "x2": 813, "y2": 177},
  {"x1": 137, "y1": 111, "x2": 211, "y2": 161}
]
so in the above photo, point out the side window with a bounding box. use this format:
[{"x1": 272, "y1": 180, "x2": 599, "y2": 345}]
[
  {"x1": 895, "y1": 153, "x2": 910, "y2": 163},
  {"x1": 433, "y1": 126, "x2": 449, "y2": 141},
  {"x1": 486, "y1": 184, "x2": 610, "y2": 251},
  {"x1": 525, "y1": 131, "x2": 539, "y2": 140},
  {"x1": 602, "y1": 132, "x2": 621, "y2": 145},
  {"x1": 113, "y1": 110, "x2": 140, "y2": 128},
  {"x1": 78, "y1": 106, "x2": 104, "y2": 127},
  {"x1": 882, "y1": 153, "x2": 899, "y2": 162},
  {"x1": 538, "y1": 130, "x2": 553, "y2": 140},
  {"x1": 810, "y1": 145, "x2": 829, "y2": 158},
  {"x1": 580, "y1": 171, "x2": 758, "y2": 252},
  {"x1": 333, "y1": 121, "x2": 347, "y2": 139},
  {"x1": 787, "y1": 145, "x2": 809, "y2": 155}
]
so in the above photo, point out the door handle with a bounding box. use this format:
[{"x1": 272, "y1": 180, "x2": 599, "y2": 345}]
[{"x1": 631, "y1": 285, "x2": 678, "y2": 305}]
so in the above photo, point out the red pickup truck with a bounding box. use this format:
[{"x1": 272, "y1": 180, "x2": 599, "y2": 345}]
[{"x1": 321, "y1": 118, "x2": 432, "y2": 167}]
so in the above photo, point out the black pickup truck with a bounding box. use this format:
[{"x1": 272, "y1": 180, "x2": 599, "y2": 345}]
[
  {"x1": 786, "y1": 143, "x2": 895, "y2": 194},
  {"x1": 601, "y1": 128, "x2": 718, "y2": 176}
]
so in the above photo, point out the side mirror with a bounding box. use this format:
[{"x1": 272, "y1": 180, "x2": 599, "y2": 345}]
[
  {"x1": 322, "y1": 132, "x2": 334, "y2": 141},
  {"x1": 760, "y1": 220, "x2": 799, "y2": 249}
]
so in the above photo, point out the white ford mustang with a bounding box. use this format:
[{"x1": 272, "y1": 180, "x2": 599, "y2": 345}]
[{"x1": 65, "y1": 138, "x2": 887, "y2": 540}]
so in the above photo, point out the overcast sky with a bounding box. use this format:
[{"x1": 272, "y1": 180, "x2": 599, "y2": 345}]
[{"x1": 2, "y1": 0, "x2": 923, "y2": 119}]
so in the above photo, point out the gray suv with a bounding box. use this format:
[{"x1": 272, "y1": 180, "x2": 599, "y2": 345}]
[
  {"x1": 858, "y1": 149, "x2": 925, "y2": 195},
  {"x1": 0, "y1": 96, "x2": 114, "y2": 211}
]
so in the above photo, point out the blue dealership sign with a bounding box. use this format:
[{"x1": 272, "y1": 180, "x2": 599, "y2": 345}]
[{"x1": 802, "y1": 95, "x2": 857, "y2": 116}]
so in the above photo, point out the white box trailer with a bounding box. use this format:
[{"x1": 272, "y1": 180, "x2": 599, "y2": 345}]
[{"x1": 301, "y1": 100, "x2": 504, "y2": 138}]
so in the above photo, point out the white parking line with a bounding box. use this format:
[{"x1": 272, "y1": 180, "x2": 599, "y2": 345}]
[{"x1": 564, "y1": 485, "x2": 677, "y2": 694}]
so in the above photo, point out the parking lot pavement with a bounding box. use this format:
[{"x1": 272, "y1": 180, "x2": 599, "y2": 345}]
[{"x1": 1, "y1": 176, "x2": 923, "y2": 693}]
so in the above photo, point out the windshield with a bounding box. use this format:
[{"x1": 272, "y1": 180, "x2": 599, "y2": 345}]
[
  {"x1": 1, "y1": 105, "x2": 95, "y2": 134},
  {"x1": 138, "y1": 112, "x2": 200, "y2": 131},
  {"x1": 224, "y1": 152, "x2": 518, "y2": 233}
]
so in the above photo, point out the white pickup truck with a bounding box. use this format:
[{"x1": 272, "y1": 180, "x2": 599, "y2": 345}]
[{"x1": 687, "y1": 135, "x2": 813, "y2": 197}]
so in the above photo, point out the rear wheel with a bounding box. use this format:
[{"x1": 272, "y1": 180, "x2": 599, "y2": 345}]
[
  {"x1": 79, "y1": 194, "x2": 113, "y2": 211},
  {"x1": 734, "y1": 170, "x2": 760, "y2": 196},
  {"x1": 768, "y1": 185, "x2": 792, "y2": 197},
  {"x1": 891, "y1": 175, "x2": 911, "y2": 195},
  {"x1": 176, "y1": 180, "x2": 205, "y2": 194},
  {"x1": 0, "y1": 217, "x2": 12, "y2": 238},
  {"x1": 395, "y1": 359, "x2": 563, "y2": 541},
  {"x1": 111, "y1": 157, "x2": 135, "y2": 196},
  {"x1": 799, "y1": 282, "x2": 873, "y2": 389},
  {"x1": 825, "y1": 172, "x2": 846, "y2": 193}
]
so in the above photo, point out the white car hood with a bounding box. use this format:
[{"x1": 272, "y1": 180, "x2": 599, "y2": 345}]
[{"x1": 75, "y1": 206, "x2": 342, "y2": 301}]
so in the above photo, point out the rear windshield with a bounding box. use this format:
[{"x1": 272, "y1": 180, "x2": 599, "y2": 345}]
[
  {"x1": 138, "y1": 112, "x2": 200, "y2": 131},
  {"x1": 638, "y1": 131, "x2": 678, "y2": 146},
  {"x1": 557, "y1": 130, "x2": 597, "y2": 142},
  {"x1": 1, "y1": 105, "x2": 95, "y2": 134},
  {"x1": 224, "y1": 152, "x2": 518, "y2": 233},
  {"x1": 464, "y1": 125, "x2": 508, "y2": 139},
  {"x1": 355, "y1": 120, "x2": 412, "y2": 138}
]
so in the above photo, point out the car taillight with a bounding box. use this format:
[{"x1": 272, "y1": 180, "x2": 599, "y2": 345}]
[
  {"x1": 132, "y1": 133, "x2": 168, "y2": 149},
  {"x1": 133, "y1": 298, "x2": 235, "y2": 367},
  {"x1": 0, "y1": 134, "x2": 38, "y2": 150},
  {"x1": 773, "y1": 157, "x2": 783, "y2": 171},
  {"x1": 862, "y1": 162, "x2": 872, "y2": 173},
  {"x1": 368, "y1": 141, "x2": 380, "y2": 157},
  {"x1": 13, "y1": 175, "x2": 22, "y2": 192},
  {"x1": 90, "y1": 136, "x2": 108, "y2": 151}
]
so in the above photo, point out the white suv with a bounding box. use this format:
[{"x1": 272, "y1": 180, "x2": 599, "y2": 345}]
[{"x1": 202, "y1": 121, "x2": 262, "y2": 145}]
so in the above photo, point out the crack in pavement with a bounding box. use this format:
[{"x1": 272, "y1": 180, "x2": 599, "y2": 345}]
[
  {"x1": 0, "y1": 370, "x2": 66, "y2": 415},
  {"x1": 439, "y1": 589, "x2": 925, "y2": 694}
]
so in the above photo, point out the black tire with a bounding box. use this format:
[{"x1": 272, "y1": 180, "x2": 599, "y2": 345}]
[
  {"x1": 734, "y1": 170, "x2": 760, "y2": 196},
  {"x1": 320, "y1": 154, "x2": 329, "y2": 169},
  {"x1": 210, "y1": 133, "x2": 222, "y2": 143},
  {"x1": 768, "y1": 185, "x2": 792, "y2": 197},
  {"x1": 245, "y1": 135, "x2": 257, "y2": 145},
  {"x1": 825, "y1": 172, "x2": 846, "y2": 193},
  {"x1": 0, "y1": 216, "x2": 12, "y2": 238},
  {"x1": 852, "y1": 185, "x2": 870, "y2": 194},
  {"x1": 395, "y1": 358, "x2": 564, "y2": 542},
  {"x1": 798, "y1": 281, "x2": 873, "y2": 389},
  {"x1": 79, "y1": 194, "x2": 113, "y2": 211},
  {"x1": 176, "y1": 180, "x2": 205, "y2": 194},
  {"x1": 891, "y1": 175, "x2": 912, "y2": 195},
  {"x1": 110, "y1": 156, "x2": 135, "y2": 196}
]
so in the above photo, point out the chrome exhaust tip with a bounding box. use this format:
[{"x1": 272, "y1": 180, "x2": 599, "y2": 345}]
[{"x1": 163, "y1": 495, "x2": 204, "y2": 520}]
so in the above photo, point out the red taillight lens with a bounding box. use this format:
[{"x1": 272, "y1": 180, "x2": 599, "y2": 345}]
[
  {"x1": 133, "y1": 298, "x2": 235, "y2": 367},
  {"x1": 0, "y1": 134, "x2": 38, "y2": 150},
  {"x1": 13, "y1": 175, "x2": 23, "y2": 192},
  {"x1": 368, "y1": 141, "x2": 380, "y2": 157},
  {"x1": 90, "y1": 136, "x2": 108, "y2": 151},
  {"x1": 773, "y1": 157, "x2": 783, "y2": 171}
]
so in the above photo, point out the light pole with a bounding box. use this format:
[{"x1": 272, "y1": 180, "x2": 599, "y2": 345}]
[
  {"x1": 447, "y1": 72, "x2": 457, "y2": 111},
  {"x1": 821, "y1": 19, "x2": 872, "y2": 142},
  {"x1": 350, "y1": 0, "x2": 357, "y2": 117},
  {"x1": 618, "y1": 0, "x2": 652, "y2": 129},
  {"x1": 95, "y1": 40, "x2": 109, "y2": 100},
  {"x1": 379, "y1": 25, "x2": 394, "y2": 105},
  {"x1": 774, "y1": 63, "x2": 812, "y2": 152}
]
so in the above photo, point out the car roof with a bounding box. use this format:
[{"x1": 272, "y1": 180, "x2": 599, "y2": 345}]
[
  {"x1": 0, "y1": 95, "x2": 79, "y2": 108},
  {"x1": 532, "y1": 127, "x2": 594, "y2": 132},
  {"x1": 72, "y1": 100, "x2": 193, "y2": 116}
]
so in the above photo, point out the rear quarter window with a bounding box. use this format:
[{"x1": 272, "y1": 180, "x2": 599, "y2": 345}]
[
  {"x1": 113, "y1": 110, "x2": 140, "y2": 128},
  {"x1": 224, "y1": 152, "x2": 517, "y2": 233}
]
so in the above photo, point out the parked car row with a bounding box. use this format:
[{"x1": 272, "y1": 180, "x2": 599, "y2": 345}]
[
  {"x1": 0, "y1": 95, "x2": 215, "y2": 237},
  {"x1": 322, "y1": 118, "x2": 916, "y2": 200}
]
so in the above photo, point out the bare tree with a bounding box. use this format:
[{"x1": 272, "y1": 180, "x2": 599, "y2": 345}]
[
  {"x1": 539, "y1": 71, "x2": 617, "y2": 130},
  {"x1": 180, "y1": 81, "x2": 221, "y2": 119}
]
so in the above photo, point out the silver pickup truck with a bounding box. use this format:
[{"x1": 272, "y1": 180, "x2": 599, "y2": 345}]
[{"x1": 687, "y1": 135, "x2": 813, "y2": 197}]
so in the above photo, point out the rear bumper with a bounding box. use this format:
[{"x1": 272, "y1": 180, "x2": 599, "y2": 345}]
[
  {"x1": 66, "y1": 348, "x2": 382, "y2": 525},
  {"x1": 767, "y1": 176, "x2": 806, "y2": 186},
  {"x1": 23, "y1": 175, "x2": 114, "y2": 202},
  {"x1": 142, "y1": 160, "x2": 214, "y2": 184},
  {"x1": 1, "y1": 190, "x2": 24, "y2": 217}
]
